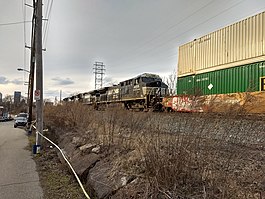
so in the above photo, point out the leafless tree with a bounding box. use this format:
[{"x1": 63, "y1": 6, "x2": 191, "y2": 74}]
[{"x1": 163, "y1": 69, "x2": 177, "y2": 95}]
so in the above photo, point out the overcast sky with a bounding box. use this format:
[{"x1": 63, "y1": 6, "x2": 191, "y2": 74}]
[{"x1": 0, "y1": 0, "x2": 265, "y2": 100}]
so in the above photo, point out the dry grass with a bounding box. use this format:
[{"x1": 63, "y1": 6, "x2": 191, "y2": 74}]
[{"x1": 43, "y1": 102, "x2": 265, "y2": 199}]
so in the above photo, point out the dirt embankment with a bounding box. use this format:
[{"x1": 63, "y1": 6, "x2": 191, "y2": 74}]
[{"x1": 36, "y1": 104, "x2": 265, "y2": 199}]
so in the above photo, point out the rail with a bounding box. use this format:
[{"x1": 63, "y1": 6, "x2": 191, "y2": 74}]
[{"x1": 32, "y1": 125, "x2": 91, "y2": 199}]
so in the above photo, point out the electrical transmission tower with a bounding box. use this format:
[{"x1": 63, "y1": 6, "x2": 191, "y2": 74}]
[{"x1": 93, "y1": 62, "x2": 105, "y2": 89}]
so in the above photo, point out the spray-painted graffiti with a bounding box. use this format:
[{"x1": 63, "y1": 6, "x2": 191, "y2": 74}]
[{"x1": 162, "y1": 95, "x2": 199, "y2": 112}]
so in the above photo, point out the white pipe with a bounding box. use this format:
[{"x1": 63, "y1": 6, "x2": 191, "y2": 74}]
[{"x1": 32, "y1": 125, "x2": 91, "y2": 199}]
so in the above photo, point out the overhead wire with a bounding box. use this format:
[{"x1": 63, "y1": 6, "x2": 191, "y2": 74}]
[
  {"x1": 157, "y1": 0, "x2": 248, "y2": 45},
  {"x1": 120, "y1": 4, "x2": 265, "y2": 74},
  {"x1": 0, "y1": 21, "x2": 31, "y2": 27},
  {"x1": 42, "y1": 0, "x2": 51, "y2": 43},
  {"x1": 43, "y1": 0, "x2": 51, "y2": 28},
  {"x1": 150, "y1": 4, "x2": 265, "y2": 60},
  {"x1": 43, "y1": 0, "x2": 54, "y2": 48},
  {"x1": 21, "y1": 0, "x2": 32, "y2": 92},
  {"x1": 111, "y1": 0, "x2": 216, "y2": 65},
  {"x1": 22, "y1": 0, "x2": 26, "y2": 84},
  {"x1": 111, "y1": 0, "x2": 248, "y2": 69}
]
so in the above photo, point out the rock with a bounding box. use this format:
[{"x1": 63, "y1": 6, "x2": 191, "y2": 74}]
[
  {"x1": 119, "y1": 176, "x2": 136, "y2": 187},
  {"x1": 57, "y1": 149, "x2": 69, "y2": 165},
  {"x1": 91, "y1": 145, "x2": 101, "y2": 154},
  {"x1": 86, "y1": 160, "x2": 114, "y2": 199},
  {"x1": 85, "y1": 130, "x2": 92, "y2": 134},
  {"x1": 86, "y1": 158, "x2": 135, "y2": 199},
  {"x1": 121, "y1": 177, "x2": 127, "y2": 186},
  {"x1": 72, "y1": 136, "x2": 84, "y2": 147},
  {"x1": 71, "y1": 152, "x2": 100, "y2": 181},
  {"x1": 79, "y1": 143, "x2": 96, "y2": 151},
  {"x1": 61, "y1": 141, "x2": 76, "y2": 157},
  {"x1": 110, "y1": 177, "x2": 141, "y2": 199}
]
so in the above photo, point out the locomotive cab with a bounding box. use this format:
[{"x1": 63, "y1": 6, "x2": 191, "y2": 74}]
[{"x1": 119, "y1": 73, "x2": 168, "y2": 111}]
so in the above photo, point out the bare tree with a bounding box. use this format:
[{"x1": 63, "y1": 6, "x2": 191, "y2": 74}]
[
  {"x1": 3, "y1": 94, "x2": 13, "y2": 103},
  {"x1": 164, "y1": 69, "x2": 177, "y2": 95}
]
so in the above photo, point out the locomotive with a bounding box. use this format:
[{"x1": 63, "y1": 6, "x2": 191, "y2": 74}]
[{"x1": 63, "y1": 73, "x2": 168, "y2": 111}]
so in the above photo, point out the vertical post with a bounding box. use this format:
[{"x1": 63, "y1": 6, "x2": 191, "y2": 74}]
[
  {"x1": 35, "y1": 0, "x2": 43, "y2": 150},
  {"x1": 60, "y1": 90, "x2": 62, "y2": 104},
  {"x1": 28, "y1": 3, "x2": 36, "y2": 127},
  {"x1": 28, "y1": 42, "x2": 35, "y2": 126}
]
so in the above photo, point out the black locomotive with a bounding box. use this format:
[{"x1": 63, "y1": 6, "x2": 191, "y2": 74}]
[{"x1": 63, "y1": 73, "x2": 168, "y2": 111}]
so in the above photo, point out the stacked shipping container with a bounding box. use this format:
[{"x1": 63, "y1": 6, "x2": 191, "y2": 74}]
[{"x1": 177, "y1": 11, "x2": 265, "y2": 95}]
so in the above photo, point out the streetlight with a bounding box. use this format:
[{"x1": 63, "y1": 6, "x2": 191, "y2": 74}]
[
  {"x1": 17, "y1": 68, "x2": 30, "y2": 73},
  {"x1": 17, "y1": 67, "x2": 33, "y2": 130},
  {"x1": 17, "y1": 68, "x2": 30, "y2": 101}
]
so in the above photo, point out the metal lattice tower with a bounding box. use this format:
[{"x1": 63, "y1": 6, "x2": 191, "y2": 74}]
[{"x1": 93, "y1": 62, "x2": 105, "y2": 89}]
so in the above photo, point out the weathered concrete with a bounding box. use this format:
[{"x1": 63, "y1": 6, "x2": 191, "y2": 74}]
[{"x1": 0, "y1": 121, "x2": 43, "y2": 199}]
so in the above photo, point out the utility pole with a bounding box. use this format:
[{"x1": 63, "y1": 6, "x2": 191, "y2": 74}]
[
  {"x1": 28, "y1": 0, "x2": 36, "y2": 128},
  {"x1": 59, "y1": 90, "x2": 62, "y2": 104},
  {"x1": 35, "y1": 0, "x2": 43, "y2": 150},
  {"x1": 93, "y1": 62, "x2": 105, "y2": 89}
]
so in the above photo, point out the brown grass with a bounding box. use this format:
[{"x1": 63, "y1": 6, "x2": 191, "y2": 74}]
[{"x1": 43, "y1": 102, "x2": 265, "y2": 199}]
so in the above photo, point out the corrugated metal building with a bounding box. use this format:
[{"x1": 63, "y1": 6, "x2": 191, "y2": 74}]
[{"x1": 177, "y1": 11, "x2": 265, "y2": 95}]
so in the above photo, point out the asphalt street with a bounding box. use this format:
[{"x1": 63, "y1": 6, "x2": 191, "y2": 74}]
[{"x1": 0, "y1": 121, "x2": 43, "y2": 199}]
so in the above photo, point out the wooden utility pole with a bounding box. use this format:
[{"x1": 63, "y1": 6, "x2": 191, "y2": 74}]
[
  {"x1": 35, "y1": 0, "x2": 43, "y2": 148},
  {"x1": 28, "y1": 0, "x2": 36, "y2": 127}
]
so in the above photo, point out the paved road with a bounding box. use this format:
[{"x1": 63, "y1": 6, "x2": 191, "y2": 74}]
[{"x1": 0, "y1": 121, "x2": 43, "y2": 199}]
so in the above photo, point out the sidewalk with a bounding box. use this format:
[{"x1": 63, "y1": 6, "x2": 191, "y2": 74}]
[{"x1": 0, "y1": 122, "x2": 43, "y2": 199}]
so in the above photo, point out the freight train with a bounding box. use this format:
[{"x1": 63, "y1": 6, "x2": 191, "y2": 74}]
[
  {"x1": 64, "y1": 11, "x2": 265, "y2": 113},
  {"x1": 63, "y1": 73, "x2": 169, "y2": 111},
  {"x1": 177, "y1": 11, "x2": 265, "y2": 96}
]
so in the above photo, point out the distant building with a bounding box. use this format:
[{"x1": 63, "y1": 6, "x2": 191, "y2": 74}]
[
  {"x1": 0, "y1": 92, "x2": 2, "y2": 103},
  {"x1": 14, "y1": 91, "x2": 21, "y2": 104}
]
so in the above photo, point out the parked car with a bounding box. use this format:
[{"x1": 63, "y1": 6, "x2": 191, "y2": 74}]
[
  {"x1": 3, "y1": 113, "x2": 13, "y2": 121},
  {"x1": 17, "y1": 112, "x2": 28, "y2": 119},
  {"x1": 14, "y1": 113, "x2": 28, "y2": 128}
]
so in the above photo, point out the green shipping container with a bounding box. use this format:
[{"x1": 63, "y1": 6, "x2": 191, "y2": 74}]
[{"x1": 177, "y1": 61, "x2": 265, "y2": 95}]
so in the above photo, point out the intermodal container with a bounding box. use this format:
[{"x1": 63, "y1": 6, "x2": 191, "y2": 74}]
[
  {"x1": 178, "y1": 11, "x2": 265, "y2": 77},
  {"x1": 177, "y1": 61, "x2": 265, "y2": 95}
]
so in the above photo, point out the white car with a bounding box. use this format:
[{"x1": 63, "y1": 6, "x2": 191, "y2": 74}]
[
  {"x1": 17, "y1": 112, "x2": 28, "y2": 118},
  {"x1": 14, "y1": 116, "x2": 28, "y2": 128}
]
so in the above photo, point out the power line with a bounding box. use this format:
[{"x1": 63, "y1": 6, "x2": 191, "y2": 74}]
[
  {"x1": 114, "y1": 6, "x2": 265, "y2": 74},
  {"x1": 42, "y1": 0, "x2": 50, "y2": 40},
  {"x1": 112, "y1": 0, "x2": 248, "y2": 68},
  {"x1": 43, "y1": 0, "x2": 54, "y2": 48},
  {"x1": 0, "y1": 21, "x2": 31, "y2": 27},
  {"x1": 111, "y1": 0, "x2": 216, "y2": 65},
  {"x1": 22, "y1": 0, "x2": 27, "y2": 85}
]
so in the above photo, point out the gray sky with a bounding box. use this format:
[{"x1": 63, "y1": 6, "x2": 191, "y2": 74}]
[{"x1": 0, "y1": 0, "x2": 265, "y2": 100}]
